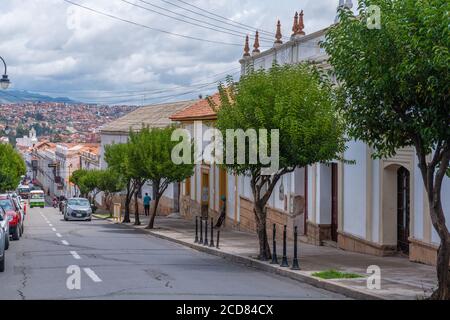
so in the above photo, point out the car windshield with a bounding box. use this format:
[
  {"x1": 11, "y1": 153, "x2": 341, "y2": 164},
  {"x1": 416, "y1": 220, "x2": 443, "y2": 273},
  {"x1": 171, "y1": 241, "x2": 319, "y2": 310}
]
[
  {"x1": 31, "y1": 193, "x2": 44, "y2": 199},
  {"x1": 0, "y1": 199, "x2": 14, "y2": 211},
  {"x1": 68, "y1": 199, "x2": 90, "y2": 207}
]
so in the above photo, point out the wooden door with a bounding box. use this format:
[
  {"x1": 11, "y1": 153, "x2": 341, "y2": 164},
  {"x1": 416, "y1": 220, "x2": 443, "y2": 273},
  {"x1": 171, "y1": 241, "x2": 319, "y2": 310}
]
[
  {"x1": 331, "y1": 163, "x2": 338, "y2": 242},
  {"x1": 397, "y1": 167, "x2": 410, "y2": 255},
  {"x1": 201, "y1": 172, "x2": 210, "y2": 218}
]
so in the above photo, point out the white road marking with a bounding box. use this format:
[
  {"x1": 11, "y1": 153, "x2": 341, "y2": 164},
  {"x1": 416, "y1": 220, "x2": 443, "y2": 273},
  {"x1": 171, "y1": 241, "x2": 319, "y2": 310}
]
[
  {"x1": 56, "y1": 233, "x2": 62, "y2": 238},
  {"x1": 83, "y1": 268, "x2": 102, "y2": 283},
  {"x1": 61, "y1": 240, "x2": 69, "y2": 246},
  {"x1": 52, "y1": 228, "x2": 56, "y2": 232},
  {"x1": 70, "y1": 251, "x2": 81, "y2": 260},
  {"x1": 49, "y1": 224, "x2": 53, "y2": 227}
]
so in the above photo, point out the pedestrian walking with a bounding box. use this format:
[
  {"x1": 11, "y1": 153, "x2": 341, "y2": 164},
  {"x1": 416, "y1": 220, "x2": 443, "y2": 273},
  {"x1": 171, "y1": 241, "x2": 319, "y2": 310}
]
[{"x1": 143, "y1": 193, "x2": 151, "y2": 216}]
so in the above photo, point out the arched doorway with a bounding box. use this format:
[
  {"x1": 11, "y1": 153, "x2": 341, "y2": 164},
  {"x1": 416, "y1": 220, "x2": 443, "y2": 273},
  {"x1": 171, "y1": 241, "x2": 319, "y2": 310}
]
[
  {"x1": 397, "y1": 167, "x2": 410, "y2": 254},
  {"x1": 381, "y1": 164, "x2": 412, "y2": 256}
]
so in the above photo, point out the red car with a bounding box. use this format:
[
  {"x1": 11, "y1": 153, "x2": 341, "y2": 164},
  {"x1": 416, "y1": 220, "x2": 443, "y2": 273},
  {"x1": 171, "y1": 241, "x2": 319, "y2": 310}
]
[{"x1": 0, "y1": 195, "x2": 22, "y2": 241}]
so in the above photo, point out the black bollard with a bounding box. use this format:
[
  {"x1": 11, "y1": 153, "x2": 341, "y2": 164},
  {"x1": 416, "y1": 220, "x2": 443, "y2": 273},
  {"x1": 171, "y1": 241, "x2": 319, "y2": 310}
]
[
  {"x1": 194, "y1": 216, "x2": 199, "y2": 243},
  {"x1": 204, "y1": 217, "x2": 208, "y2": 246},
  {"x1": 271, "y1": 224, "x2": 279, "y2": 265},
  {"x1": 291, "y1": 226, "x2": 300, "y2": 270},
  {"x1": 216, "y1": 229, "x2": 220, "y2": 249},
  {"x1": 280, "y1": 225, "x2": 289, "y2": 267},
  {"x1": 199, "y1": 217, "x2": 203, "y2": 244},
  {"x1": 209, "y1": 217, "x2": 215, "y2": 247}
]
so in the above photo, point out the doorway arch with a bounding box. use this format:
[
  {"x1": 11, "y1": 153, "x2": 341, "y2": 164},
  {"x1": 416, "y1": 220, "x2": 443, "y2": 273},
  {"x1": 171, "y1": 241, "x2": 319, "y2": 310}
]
[{"x1": 381, "y1": 164, "x2": 412, "y2": 255}]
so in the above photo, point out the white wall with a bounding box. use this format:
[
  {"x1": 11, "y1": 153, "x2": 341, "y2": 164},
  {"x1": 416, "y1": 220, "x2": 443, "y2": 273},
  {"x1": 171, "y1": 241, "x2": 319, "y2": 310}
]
[{"x1": 343, "y1": 140, "x2": 367, "y2": 239}]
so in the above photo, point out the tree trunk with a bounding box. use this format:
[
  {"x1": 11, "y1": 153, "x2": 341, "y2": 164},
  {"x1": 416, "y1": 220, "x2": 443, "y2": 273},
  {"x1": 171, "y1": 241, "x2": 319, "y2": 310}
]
[
  {"x1": 146, "y1": 195, "x2": 161, "y2": 229},
  {"x1": 123, "y1": 181, "x2": 132, "y2": 223},
  {"x1": 254, "y1": 201, "x2": 271, "y2": 261},
  {"x1": 416, "y1": 143, "x2": 450, "y2": 300},
  {"x1": 134, "y1": 188, "x2": 141, "y2": 226}
]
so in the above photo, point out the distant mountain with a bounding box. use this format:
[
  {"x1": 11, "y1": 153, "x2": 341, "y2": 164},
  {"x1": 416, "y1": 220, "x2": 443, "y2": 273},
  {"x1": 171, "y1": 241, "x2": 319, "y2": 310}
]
[{"x1": 0, "y1": 90, "x2": 78, "y2": 104}]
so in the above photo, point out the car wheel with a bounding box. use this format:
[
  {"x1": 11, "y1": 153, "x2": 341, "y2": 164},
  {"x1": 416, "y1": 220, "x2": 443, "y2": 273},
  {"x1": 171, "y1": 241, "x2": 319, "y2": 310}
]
[
  {"x1": 12, "y1": 226, "x2": 20, "y2": 241},
  {"x1": 0, "y1": 254, "x2": 5, "y2": 272},
  {"x1": 64, "y1": 216, "x2": 69, "y2": 221},
  {"x1": 5, "y1": 236, "x2": 9, "y2": 250}
]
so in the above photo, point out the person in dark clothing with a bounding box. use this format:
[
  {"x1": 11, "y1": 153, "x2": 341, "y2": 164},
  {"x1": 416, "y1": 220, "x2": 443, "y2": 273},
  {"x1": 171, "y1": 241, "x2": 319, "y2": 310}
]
[{"x1": 143, "y1": 193, "x2": 151, "y2": 216}]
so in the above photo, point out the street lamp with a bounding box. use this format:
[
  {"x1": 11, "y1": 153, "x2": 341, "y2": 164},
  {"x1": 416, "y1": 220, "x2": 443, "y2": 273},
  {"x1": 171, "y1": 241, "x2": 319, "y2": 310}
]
[{"x1": 0, "y1": 56, "x2": 10, "y2": 90}]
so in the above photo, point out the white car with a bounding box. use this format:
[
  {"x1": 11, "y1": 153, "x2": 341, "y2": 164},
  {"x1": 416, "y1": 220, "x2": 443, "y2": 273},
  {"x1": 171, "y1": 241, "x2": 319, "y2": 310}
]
[
  {"x1": 64, "y1": 198, "x2": 93, "y2": 221},
  {"x1": 0, "y1": 206, "x2": 9, "y2": 272}
]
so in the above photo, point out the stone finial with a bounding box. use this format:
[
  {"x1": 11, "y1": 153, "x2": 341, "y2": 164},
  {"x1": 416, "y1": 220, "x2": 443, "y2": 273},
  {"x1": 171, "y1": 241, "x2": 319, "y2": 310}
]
[
  {"x1": 252, "y1": 31, "x2": 260, "y2": 55},
  {"x1": 243, "y1": 35, "x2": 250, "y2": 57},
  {"x1": 335, "y1": 0, "x2": 353, "y2": 23},
  {"x1": 297, "y1": 10, "x2": 305, "y2": 36},
  {"x1": 274, "y1": 20, "x2": 283, "y2": 45},
  {"x1": 292, "y1": 11, "x2": 299, "y2": 36}
]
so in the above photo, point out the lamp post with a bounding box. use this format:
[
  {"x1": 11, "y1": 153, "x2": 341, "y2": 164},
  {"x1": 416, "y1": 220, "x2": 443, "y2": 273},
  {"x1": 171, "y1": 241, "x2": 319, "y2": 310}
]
[{"x1": 0, "y1": 56, "x2": 10, "y2": 90}]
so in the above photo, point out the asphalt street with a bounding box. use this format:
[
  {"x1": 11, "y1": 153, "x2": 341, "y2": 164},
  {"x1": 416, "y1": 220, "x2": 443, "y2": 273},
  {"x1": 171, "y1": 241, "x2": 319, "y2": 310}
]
[{"x1": 0, "y1": 206, "x2": 345, "y2": 300}]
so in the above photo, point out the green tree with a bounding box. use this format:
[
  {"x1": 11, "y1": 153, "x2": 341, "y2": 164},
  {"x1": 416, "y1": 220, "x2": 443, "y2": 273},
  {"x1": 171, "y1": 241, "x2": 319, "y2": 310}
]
[
  {"x1": 97, "y1": 169, "x2": 125, "y2": 214},
  {"x1": 104, "y1": 143, "x2": 135, "y2": 223},
  {"x1": 0, "y1": 144, "x2": 26, "y2": 192},
  {"x1": 322, "y1": 0, "x2": 450, "y2": 299},
  {"x1": 70, "y1": 169, "x2": 89, "y2": 197},
  {"x1": 132, "y1": 126, "x2": 194, "y2": 229},
  {"x1": 214, "y1": 64, "x2": 346, "y2": 260}
]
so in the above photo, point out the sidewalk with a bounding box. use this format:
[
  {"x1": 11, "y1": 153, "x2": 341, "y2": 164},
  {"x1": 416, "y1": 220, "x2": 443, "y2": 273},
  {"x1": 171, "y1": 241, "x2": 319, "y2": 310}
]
[{"x1": 97, "y1": 213, "x2": 437, "y2": 300}]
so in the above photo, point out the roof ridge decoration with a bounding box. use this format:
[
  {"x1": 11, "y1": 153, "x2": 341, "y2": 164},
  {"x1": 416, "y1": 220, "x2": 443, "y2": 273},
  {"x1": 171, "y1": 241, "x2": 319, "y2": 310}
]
[
  {"x1": 252, "y1": 31, "x2": 260, "y2": 55},
  {"x1": 243, "y1": 35, "x2": 251, "y2": 57},
  {"x1": 274, "y1": 20, "x2": 283, "y2": 47}
]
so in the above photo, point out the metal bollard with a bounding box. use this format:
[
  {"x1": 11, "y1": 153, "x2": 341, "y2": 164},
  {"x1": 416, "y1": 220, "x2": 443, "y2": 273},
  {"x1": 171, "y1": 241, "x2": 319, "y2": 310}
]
[
  {"x1": 204, "y1": 217, "x2": 208, "y2": 246},
  {"x1": 271, "y1": 224, "x2": 279, "y2": 265},
  {"x1": 209, "y1": 217, "x2": 215, "y2": 247},
  {"x1": 216, "y1": 229, "x2": 220, "y2": 249},
  {"x1": 280, "y1": 225, "x2": 289, "y2": 267},
  {"x1": 199, "y1": 217, "x2": 203, "y2": 244},
  {"x1": 291, "y1": 226, "x2": 300, "y2": 270},
  {"x1": 194, "y1": 216, "x2": 199, "y2": 243}
]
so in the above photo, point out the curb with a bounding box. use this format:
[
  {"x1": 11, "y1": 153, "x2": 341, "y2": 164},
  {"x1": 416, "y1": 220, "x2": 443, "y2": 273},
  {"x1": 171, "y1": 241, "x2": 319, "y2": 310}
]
[{"x1": 105, "y1": 218, "x2": 385, "y2": 300}]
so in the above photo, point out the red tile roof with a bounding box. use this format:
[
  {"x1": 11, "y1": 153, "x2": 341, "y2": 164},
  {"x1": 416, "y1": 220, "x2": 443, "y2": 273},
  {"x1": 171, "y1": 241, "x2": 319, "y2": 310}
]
[{"x1": 170, "y1": 93, "x2": 221, "y2": 121}]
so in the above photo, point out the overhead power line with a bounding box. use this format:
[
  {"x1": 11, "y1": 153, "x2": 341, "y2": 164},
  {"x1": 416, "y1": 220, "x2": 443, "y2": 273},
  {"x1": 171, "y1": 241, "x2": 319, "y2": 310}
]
[
  {"x1": 155, "y1": 0, "x2": 287, "y2": 40},
  {"x1": 172, "y1": 0, "x2": 280, "y2": 39},
  {"x1": 62, "y1": 0, "x2": 245, "y2": 47},
  {"x1": 124, "y1": 0, "x2": 274, "y2": 43}
]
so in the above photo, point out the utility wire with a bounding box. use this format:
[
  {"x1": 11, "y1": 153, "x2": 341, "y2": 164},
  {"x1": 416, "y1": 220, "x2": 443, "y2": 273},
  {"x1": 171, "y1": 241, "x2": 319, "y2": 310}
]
[
  {"x1": 17, "y1": 66, "x2": 241, "y2": 95},
  {"x1": 126, "y1": 0, "x2": 274, "y2": 43},
  {"x1": 172, "y1": 0, "x2": 279, "y2": 39},
  {"x1": 155, "y1": 0, "x2": 288, "y2": 40},
  {"x1": 63, "y1": 0, "x2": 244, "y2": 46}
]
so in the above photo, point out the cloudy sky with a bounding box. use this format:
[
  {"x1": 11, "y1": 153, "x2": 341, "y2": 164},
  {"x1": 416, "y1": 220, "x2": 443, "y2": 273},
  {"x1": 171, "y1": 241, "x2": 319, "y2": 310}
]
[{"x1": 0, "y1": 0, "x2": 344, "y2": 105}]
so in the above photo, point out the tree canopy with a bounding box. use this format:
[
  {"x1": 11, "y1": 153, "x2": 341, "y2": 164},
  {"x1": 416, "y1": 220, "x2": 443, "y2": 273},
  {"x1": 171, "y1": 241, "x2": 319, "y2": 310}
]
[
  {"x1": 214, "y1": 63, "x2": 346, "y2": 259},
  {"x1": 323, "y1": 0, "x2": 449, "y2": 299},
  {"x1": 0, "y1": 144, "x2": 26, "y2": 192}
]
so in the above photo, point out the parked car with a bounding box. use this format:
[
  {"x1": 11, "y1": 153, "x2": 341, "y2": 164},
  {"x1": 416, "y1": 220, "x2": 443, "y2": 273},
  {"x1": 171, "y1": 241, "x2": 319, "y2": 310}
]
[
  {"x1": 0, "y1": 194, "x2": 22, "y2": 241},
  {"x1": 64, "y1": 198, "x2": 93, "y2": 221},
  {"x1": 0, "y1": 207, "x2": 9, "y2": 250},
  {"x1": 11, "y1": 194, "x2": 25, "y2": 235},
  {"x1": 0, "y1": 207, "x2": 8, "y2": 272}
]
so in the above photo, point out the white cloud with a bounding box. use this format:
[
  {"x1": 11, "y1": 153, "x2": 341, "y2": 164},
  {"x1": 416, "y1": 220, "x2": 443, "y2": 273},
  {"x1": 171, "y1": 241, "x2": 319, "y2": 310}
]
[{"x1": 0, "y1": 0, "x2": 343, "y2": 104}]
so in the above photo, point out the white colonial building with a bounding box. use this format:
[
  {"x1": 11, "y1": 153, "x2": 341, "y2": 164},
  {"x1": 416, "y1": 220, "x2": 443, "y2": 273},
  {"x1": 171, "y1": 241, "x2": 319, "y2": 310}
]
[{"x1": 176, "y1": 1, "x2": 449, "y2": 266}]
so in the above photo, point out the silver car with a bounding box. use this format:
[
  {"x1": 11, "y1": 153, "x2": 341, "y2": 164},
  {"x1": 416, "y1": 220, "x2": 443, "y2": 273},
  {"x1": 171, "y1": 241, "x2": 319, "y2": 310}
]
[
  {"x1": 0, "y1": 206, "x2": 9, "y2": 272},
  {"x1": 64, "y1": 198, "x2": 93, "y2": 221}
]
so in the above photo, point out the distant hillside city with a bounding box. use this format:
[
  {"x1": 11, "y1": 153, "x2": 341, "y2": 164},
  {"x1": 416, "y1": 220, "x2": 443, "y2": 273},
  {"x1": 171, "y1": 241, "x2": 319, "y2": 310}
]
[{"x1": 0, "y1": 102, "x2": 138, "y2": 145}]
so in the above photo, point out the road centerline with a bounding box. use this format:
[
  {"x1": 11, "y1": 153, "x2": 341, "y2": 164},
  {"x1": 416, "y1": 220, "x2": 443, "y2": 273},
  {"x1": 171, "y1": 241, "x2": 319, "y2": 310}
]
[{"x1": 83, "y1": 268, "x2": 102, "y2": 283}]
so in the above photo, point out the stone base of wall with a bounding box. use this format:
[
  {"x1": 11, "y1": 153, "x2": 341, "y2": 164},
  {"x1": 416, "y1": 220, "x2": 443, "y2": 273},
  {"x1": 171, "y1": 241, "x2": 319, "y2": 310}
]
[
  {"x1": 409, "y1": 238, "x2": 439, "y2": 266},
  {"x1": 337, "y1": 231, "x2": 397, "y2": 257},
  {"x1": 180, "y1": 195, "x2": 221, "y2": 225},
  {"x1": 306, "y1": 221, "x2": 331, "y2": 246},
  {"x1": 238, "y1": 197, "x2": 302, "y2": 241},
  {"x1": 100, "y1": 194, "x2": 175, "y2": 217}
]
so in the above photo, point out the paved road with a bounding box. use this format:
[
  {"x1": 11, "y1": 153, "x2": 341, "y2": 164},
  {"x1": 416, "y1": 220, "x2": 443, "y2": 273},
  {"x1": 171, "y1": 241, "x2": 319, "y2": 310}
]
[{"x1": 0, "y1": 206, "x2": 345, "y2": 300}]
